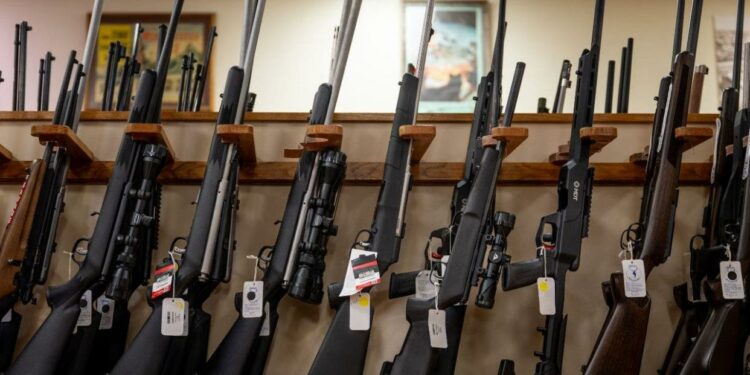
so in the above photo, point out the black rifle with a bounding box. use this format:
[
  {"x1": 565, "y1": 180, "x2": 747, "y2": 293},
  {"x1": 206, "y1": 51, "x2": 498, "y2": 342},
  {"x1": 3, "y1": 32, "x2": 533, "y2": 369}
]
[
  {"x1": 553, "y1": 60, "x2": 571, "y2": 113},
  {"x1": 202, "y1": 2, "x2": 358, "y2": 374},
  {"x1": 620, "y1": 38, "x2": 634, "y2": 113},
  {"x1": 192, "y1": 26, "x2": 217, "y2": 111},
  {"x1": 36, "y1": 59, "x2": 44, "y2": 111},
  {"x1": 110, "y1": 3, "x2": 265, "y2": 375},
  {"x1": 499, "y1": 0, "x2": 606, "y2": 374},
  {"x1": 156, "y1": 24, "x2": 167, "y2": 59},
  {"x1": 178, "y1": 54, "x2": 190, "y2": 111},
  {"x1": 583, "y1": 0, "x2": 703, "y2": 374},
  {"x1": 103, "y1": 42, "x2": 125, "y2": 111},
  {"x1": 604, "y1": 60, "x2": 615, "y2": 113},
  {"x1": 41, "y1": 52, "x2": 55, "y2": 111},
  {"x1": 6, "y1": 1, "x2": 183, "y2": 374},
  {"x1": 13, "y1": 21, "x2": 31, "y2": 111},
  {"x1": 117, "y1": 24, "x2": 144, "y2": 111}
]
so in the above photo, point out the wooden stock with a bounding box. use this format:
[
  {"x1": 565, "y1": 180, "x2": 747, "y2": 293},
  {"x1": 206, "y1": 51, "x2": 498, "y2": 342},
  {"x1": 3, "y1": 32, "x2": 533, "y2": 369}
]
[
  {"x1": 688, "y1": 65, "x2": 708, "y2": 113},
  {"x1": 0, "y1": 160, "x2": 45, "y2": 299},
  {"x1": 584, "y1": 273, "x2": 651, "y2": 375}
]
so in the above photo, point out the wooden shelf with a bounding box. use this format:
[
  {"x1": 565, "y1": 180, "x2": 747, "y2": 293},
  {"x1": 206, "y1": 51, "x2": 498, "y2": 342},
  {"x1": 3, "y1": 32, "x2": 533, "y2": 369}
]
[
  {"x1": 124, "y1": 124, "x2": 177, "y2": 164},
  {"x1": 30, "y1": 125, "x2": 94, "y2": 164},
  {"x1": 399, "y1": 124, "x2": 436, "y2": 163},
  {"x1": 675, "y1": 127, "x2": 713, "y2": 151},
  {"x1": 549, "y1": 127, "x2": 618, "y2": 165},
  {"x1": 217, "y1": 124, "x2": 256, "y2": 166},
  {"x1": 283, "y1": 124, "x2": 344, "y2": 158},
  {"x1": 0, "y1": 111, "x2": 719, "y2": 125},
  {"x1": 482, "y1": 127, "x2": 529, "y2": 156},
  {"x1": 0, "y1": 145, "x2": 12, "y2": 164},
  {"x1": 0, "y1": 161, "x2": 711, "y2": 186},
  {"x1": 725, "y1": 135, "x2": 748, "y2": 157},
  {"x1": 629, "y1": 146, "x2": 650, "y2": 166}
]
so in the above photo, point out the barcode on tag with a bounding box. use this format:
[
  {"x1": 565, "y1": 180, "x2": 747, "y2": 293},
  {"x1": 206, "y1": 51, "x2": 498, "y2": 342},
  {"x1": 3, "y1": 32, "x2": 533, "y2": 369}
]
[
  {"x1": 537, "y1": 278, "x2": 556, "y2": 315},
  {"x1": 161, "y1": 298, "x2": 189, "y2": 336},
  {"x1": 77, "y1": 290, "x2": 93, "y2": 327},
  {"x1": 349, "y1": 293, "x2": 371, "y2": 331},
  {"x1": 242, "y1": 281, "x2": 264, "y2": 318},
  {"x1": 720, "y1": 261, "x2": 745, "y2": 300},
  {"x1": 428, "y1": 309, "x2": 448, "y2": 348},
  {"x1": 622, "y1": 259, "x2": 647, "y2": 298},
  {"x1": 97, "y1": 296, "x2": 115, "y2": 330}
]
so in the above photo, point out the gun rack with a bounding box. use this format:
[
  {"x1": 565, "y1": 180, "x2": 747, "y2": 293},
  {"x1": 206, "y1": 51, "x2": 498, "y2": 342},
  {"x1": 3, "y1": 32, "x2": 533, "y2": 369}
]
[
  {"x1": 724, "y1": 135, "x2": 748, "y2": 157},
  {"x1": 675, "y1": 127, "x2": 713, "y2": 151},
  {"x1": 217, "y1": 125, "x2": 256, "y2": 166},
  {"x1": 482, "y1": 127, "x2": 529, "y2": 157},
  {"x1": 31, "y1": 125, "x2": 94, "y2": 165},
  {"x1": 124, "y1": 124, "x2": 177, "y2": 164},
  {"x1": 549, "y1": 126, "x2": 618, "y2": 165},
  {"x1": 399, "y1": 124, "x2": 436, "y2": 164},
  {"x1": 629, "y1": 146, "x2": 649, "y2": 166},
  {"x1": 0, "y1": 145, "x2": 12, "y2": 164},
  {"x1": 284, "y1": 124, "x2": 344, "y2": 158}
]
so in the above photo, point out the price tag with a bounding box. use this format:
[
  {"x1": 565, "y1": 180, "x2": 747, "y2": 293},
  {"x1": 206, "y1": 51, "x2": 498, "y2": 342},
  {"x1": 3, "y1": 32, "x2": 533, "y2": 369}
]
[
  {"x1": 622, "y1": 259, "x2": 647, "y2": 298},
  {"x1": 161, "y1": 298, "x2": 189, "y2": 336},
  {"x1": 340, "y1": 250, "x2": 380, "y2": 297},
  {"x1": 77, "y1": 290, "x2": 93, "y2": 327},
  {"x1": 151, "y1": 263, "x2": 176, "y2": 299},
  {"x1": 349, "y1": 293, "x2": 371, "y2": 331},
  {"x1": 96, "y1": 295, "x2": 115, "y2": 330},
  {"x1": 242, "y1": 281, "x2": 264, "y2": 318},
  {"x1": 1, "y1": 309, "x2": 12, "y2": 323},
  {"x1": 537, "y1": 278, "x2": 556, "y2": 315},
  {"x1": 259, "y1": 302, "x2": 271, "y2": 336},
  {"x1": 720, "y1": 261, "x2": 745, "y2": 300},
  {"x1": 415, "y1": 270, "x2": 438, "y2": 300},
  {"x1": 428, "y1": 309, "x2": 448, "y2": 348}
]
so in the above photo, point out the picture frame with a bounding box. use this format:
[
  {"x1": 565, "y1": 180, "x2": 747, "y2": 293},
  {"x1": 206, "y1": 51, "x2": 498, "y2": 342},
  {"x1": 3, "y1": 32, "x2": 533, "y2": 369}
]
[{"x1": 85, "y1": 13, "x2": 215, "y2": 110}]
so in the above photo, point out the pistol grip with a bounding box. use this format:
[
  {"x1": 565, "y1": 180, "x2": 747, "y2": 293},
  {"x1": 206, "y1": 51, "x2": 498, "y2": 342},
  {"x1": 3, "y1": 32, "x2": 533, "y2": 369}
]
[
  {"x1": 389, "y1": 271, "x2": 420, "y2": 299},
  {"x1": 502, "y1": 257, "x2": 545, "y2": 291}
]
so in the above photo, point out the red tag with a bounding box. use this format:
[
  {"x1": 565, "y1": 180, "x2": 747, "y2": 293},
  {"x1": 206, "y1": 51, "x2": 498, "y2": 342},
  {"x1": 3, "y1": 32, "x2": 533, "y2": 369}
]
[{"x1": 151, "y1": 263, "x2": 175, "y2": 299}]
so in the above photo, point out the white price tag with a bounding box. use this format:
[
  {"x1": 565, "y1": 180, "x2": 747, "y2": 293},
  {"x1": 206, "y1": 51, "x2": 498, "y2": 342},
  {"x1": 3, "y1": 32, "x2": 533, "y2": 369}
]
[
  {"x1": 415, "y1": 270, "x2": 438, "y2": 300},
  {"x1": 340, "y1": 250, "x2": 380, "y2": 297},
  {"x1": 161, "y1": 298, "x2": 189, "y2": 336},
  {"x1": 622, "y1": 259, "x2": 647, "y2": 298},
  {"x1": 1, "y1": 309, "x2": 12, "y2": 323},
  {"x1": 349, "y1": 293, "x2": 371, "y2": 331},
  {"x1": 260, "y1": 302, "x2": 271, "y2": 336},
  {"x1": 720, "y1": 261, "x2": 745, "y2": 300},
  {"x1": 76, "y1": 290, "x2": 93, "y2": 327},
  {"x1": 96, "y1": 296, "x2": 115, "y2": 330},
  {"x1": 242, "y1": 281, "x2": 264, "y2": 318},
  {"x1": 537, "y1": 278, "x2": 556, "y2": 315},
  {"x1": 428, "y1": 309, "x2": 448, "y2": 349}
]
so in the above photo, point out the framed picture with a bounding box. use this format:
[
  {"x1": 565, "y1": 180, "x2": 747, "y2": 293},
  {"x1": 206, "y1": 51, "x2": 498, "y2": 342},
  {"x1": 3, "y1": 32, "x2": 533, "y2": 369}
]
[
  {"x1": 712, "y1": 16, "x2": 750, "y2": 95},
  {"x1": 404, "y1": 2, "x2": 487, "y2": 113},
  {"x1": 86, "y1": 13, "x2": 215, "y2": 110}
]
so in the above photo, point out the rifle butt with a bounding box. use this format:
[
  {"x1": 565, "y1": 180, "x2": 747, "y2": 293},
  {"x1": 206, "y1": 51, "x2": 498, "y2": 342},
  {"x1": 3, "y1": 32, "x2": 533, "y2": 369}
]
[
  {"x1": 308, "y1": 299, "x2": 371, "y2": 375},
  {"x1": 246, "y1": 308, "x2": 279, "y2": 375},
  {"x1": 109, "y1": 302, "x2": 170, "y2": 375},
  {"x1": 659, "y1": 283, "x2": 709, "y2": 375},
  {"x1": 201, "y1": 298, "x2": 265, "y2": 375},
  {"x1": 162, "y1": 307, "x2": 212, "y2": 375},
  {"x1": 387, "y1": 298, "x2": 438, "y2": 375}
]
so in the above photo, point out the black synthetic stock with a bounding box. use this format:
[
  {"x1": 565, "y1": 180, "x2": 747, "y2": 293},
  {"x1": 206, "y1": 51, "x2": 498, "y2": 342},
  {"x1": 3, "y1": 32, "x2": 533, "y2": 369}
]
[
  {"x1": 389, "y1": 271, "x2": 420, "y2": 298},
  {"x1": 308, "y1": 301, "x2": 371, "y2": 375},
  {"x1": 387, "y1": 298, "x2": 437, "y2": 375}
]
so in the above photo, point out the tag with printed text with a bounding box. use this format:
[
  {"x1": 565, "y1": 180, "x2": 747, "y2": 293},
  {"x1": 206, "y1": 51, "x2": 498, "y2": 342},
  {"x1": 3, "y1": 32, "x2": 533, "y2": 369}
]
[
  {"x1": 622, "y1": 259, "x2": 647, "y2": 298},
  {"x1": 349, "y1": 293, "x2": 371, "y2": 331},
  {"x1": 537, "y1": 278, "x2": 556, "y2": 315},
  {"x1": 151, "y1": 263, "x2": 176, "y2": 299},
  {"x1": 428, "y1": 309, "x2": 448, "y2": 348},
  {"x1": 242, "y1": 281, "x2": 264, "y2": 318},
  {"x1": 161, "y1": 298, "x2": 189, "y2": 336},
  {"x1": 76, "y1": 290, "x2": 93, "y2": 327},
  {"x1": 720, "y1": 261, "x2": 745, "y2": 300},
  {"x1": 97, "y1": 295, "x2": 115, "y2": 330},
  {"x1": 340, "y1": 250, "x2": 380, "y2": 297}
]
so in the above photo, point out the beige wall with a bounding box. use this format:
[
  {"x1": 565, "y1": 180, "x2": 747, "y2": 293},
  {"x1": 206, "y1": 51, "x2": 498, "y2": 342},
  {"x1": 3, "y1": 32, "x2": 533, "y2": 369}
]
[
  {"x1": 0, "y1": 115, "x2": 714, "y2": 374},
  {"x1": 0, "y1": 0, "x2": 745, "y2": 114}
]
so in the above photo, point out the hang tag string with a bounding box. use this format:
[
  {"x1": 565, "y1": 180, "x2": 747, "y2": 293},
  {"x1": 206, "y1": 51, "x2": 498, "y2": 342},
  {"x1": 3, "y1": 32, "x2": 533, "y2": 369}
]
[
  {"x1": 541, "y1": 246, "x2": 548, "y2": 279},
  {"x1": 247, "y1": 255, "x2": 260, "y2": 282},
  {"x1": 168, "y1": 247, "x2": 179, "y2": 299}
]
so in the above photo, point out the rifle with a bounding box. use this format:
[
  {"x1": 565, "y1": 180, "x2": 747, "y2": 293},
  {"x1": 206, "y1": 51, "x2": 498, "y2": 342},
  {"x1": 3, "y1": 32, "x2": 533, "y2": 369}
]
[
  {"x1": 117, "y1": 23, "x2": 144, "y2": 111},
  {"x1": 6, "y1": 1, "x2": 182, "y2": 374},
  {"x1": 202, "y1": 2, "x2": 359, "y2": 374},
  {"x1": 303, "y1": 2, "x2": 432, "y2": 375},
  {"x1": 178, "y1": 54, "x2": 190, "y2": 111},
  {"x1": 192, "y1": 27, "x2": 217, "y2": 112},
  {"x1": 688, "y1": 64, "x2": 708, "y2": 113},
  {"x1": 604, "y1": 60, "x2": 615, "y2": 113},
  {"x1": 103, "y1": 42, "x2": 125, "y2": 111},
  {"x1": 498, "y1": 0, "x2": 606, "y2": 374},
  {"x1": 553, "y1": 60, "x2": 571, "y2": 113},
  {"x1": 13, "y1": 21, "x2": 31, "y2": 111},
  {"x1": 381, "y1": 2, "x2": 515, "y2": 373},
  {"x1": 582, "y1": 1, "x2": 703, "y2": 374},
  {"x1": 109, "y1": 3, "x2": 265, "y2": 375}
]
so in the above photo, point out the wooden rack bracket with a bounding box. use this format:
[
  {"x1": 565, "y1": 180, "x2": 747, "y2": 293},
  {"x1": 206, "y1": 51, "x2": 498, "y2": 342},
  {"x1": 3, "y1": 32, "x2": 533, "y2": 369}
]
[
  {"x1": 284, "y1": 124, "x2": 344, "y2": 158},
  {"x1": 675, "y1": 126, "x2": 713, "y2": 152},
  {"x1": 0, "y1": 145, "x2": 13, "y2": 164},
  {"x1": 725, "y1": 135, "x2": 748, "y2": 157},
  {"x1": 481, "y1": 127, "x2": 529, "y2": 157},
  {"x1": 217, "y1": 124, "x2": 256, "y2": 166},
  {"x1": 399, "y1": 124, "x2": 437, "y2": 164},
  {"x1": 629, "y1": 146, "x2": 650, "y2": 166},
  {"x1": 125, "y1": 124, "x2": 177, "y2": 164},
  {"x1": 30, "y1": 125, "x2": 94, "y2": 164},
  {"x1": 548, "y1": 126, "x2": 618, "y2": 165}
]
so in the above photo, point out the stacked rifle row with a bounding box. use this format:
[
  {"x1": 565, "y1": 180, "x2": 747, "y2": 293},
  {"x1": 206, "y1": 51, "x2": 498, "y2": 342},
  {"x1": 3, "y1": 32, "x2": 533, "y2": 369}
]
[
  {"x1": 9, "y1": 21, "x2": 57, "y2": 111},
  {"x1": 1, "y1": 0, "x2": 749, "y2": 375}
]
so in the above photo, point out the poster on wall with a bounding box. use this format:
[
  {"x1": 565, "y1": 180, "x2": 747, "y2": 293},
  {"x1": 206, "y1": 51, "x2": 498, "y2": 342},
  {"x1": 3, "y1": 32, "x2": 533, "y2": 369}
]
[
  {"x1": 712, "y1": 16, "x2": 750, "y2": 94},
  {"x1": 86, "y1": 13, "x2": 214, "y2": 110},
  {"x1": 404, "y1": 2, "x2": 487, "y2": 113}
]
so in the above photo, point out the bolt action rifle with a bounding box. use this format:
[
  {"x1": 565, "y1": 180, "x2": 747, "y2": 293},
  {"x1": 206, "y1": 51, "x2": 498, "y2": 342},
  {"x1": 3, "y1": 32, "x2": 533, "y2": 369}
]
[
  {"x1": 582, "y1": 1, "x2": 704, "y2": 374},
  {"x1": 6, "y1": 1, "x2": 183, "y2": 374},
  {"x1": 497, "y1": 0, "x2": 606, "y2": 374},
  {"x1": 109, "y1": 2, "x2": 264, "y2": 375},
  {"x1": 201, "y1": 2, "x2": 359, "y2": 374},
  {"x1": 302, "y1": 2, "x2": 435, "y2": 374},
  {"x1": 660, "y1": 0, "x2": 744, "y2": 373}
]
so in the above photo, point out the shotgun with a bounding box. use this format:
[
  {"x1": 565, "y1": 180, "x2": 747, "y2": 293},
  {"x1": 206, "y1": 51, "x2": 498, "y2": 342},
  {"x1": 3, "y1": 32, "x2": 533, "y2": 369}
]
[
  {"x1": 582, "y1": 1, "x2": 704, "y2": 374},
  {"x1": 6, "y1": 1, "x2": 183, "y2": 374},
  {"x1": 499, "y1": 1, "x2": 606, "y2": 374},
  {"x1": 202, "y1": 2, "x2": 359, "y2": 374}
]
